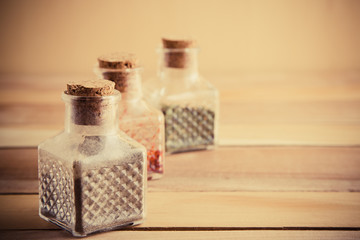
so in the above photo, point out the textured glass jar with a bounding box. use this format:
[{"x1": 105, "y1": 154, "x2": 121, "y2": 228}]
[
  {"x1": 95, "y1": 63, "x2": 165, "y2": 180},
  {"x1": 144, "y1": 45, "x2": 219, "y2": 153},
  {"x1": 38, "y1": 90, "x2": 147, "y2": 237}
]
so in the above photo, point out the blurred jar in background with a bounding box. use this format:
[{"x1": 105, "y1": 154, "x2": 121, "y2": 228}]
[
  {"x1": 144, "y1": 38, "x2": 219, "y2": 154},
  {"x1": 95, "y1": 53, "x2": 165, "y2": 180}
]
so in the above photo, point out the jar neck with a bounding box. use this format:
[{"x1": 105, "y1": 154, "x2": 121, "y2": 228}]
[
  {"x1": 158, "y1": 48, "x2": 199, "y2": 82},
  {"x1": 95, "y1": 67, "x2": 143, "y2": 101},
  {"x1": 62, "y1": 92, "x2": 120, "y2": 135}
]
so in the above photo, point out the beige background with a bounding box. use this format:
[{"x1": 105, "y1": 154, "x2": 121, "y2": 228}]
[{"x1": 0, "y1": 0, "x2": 359, "y2": 76}]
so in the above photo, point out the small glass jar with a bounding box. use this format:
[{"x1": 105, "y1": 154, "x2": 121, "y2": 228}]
[
  {"x1": 144, "y1": 39, "x2": 219, "y2": 153},
  {"x1": 38, "y1": 87, "x2": 147, "y2": 237},
  {"x1": 95, "y1": 54, "x2": 165, "y2": 180}
]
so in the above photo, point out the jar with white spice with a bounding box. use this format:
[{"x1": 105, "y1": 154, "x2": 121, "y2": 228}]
[{"x1": 38, "y1": 79, "x2": 147, "y2": 237}]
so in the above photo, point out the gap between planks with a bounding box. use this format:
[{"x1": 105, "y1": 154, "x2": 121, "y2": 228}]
[
  {"x1": 1, "y1": 146, "x2": 359, "y2": 193},
  {"x1": 1, "y1": 230, "x2": 360, "y2": 240},
  {"x1": 0, "y1": 230, "x2": 360, "y2": 240}
]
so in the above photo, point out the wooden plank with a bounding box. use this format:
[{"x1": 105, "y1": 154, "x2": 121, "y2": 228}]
[
  {"x1": 1, "y1": 100, "x2": 360, "y2": 127},
  {"x1": 220, "y1": 124, "x2": 360, "y2": 146},
  {"x1": 0, "y1": 128, "x2": 59, "y2": 147},
  {"x1": 216, "y1": 72, "x2": 360, "y2": 102},
  {"x1": 220, "y1": 100, "x2": 360, "y2": 124},
  {"x1": 1, "y1": 147, "x2": 359, "y2": 193},
  {"x1": 1, "y1": 230, "x2": 360, "y2": 240},
  {"x1": 150, "y1": 146, "x2": 360, "y2": 192},
  {"x1": 1, "y1": 73, "x2": 360, "y2": 102},
  {"x1": 1, "y1": 74, "x2": 360, "y2": 147},
  {"x1": 2, "y1": 124, "x2": 360, "y2": 147},
  {"x1": 0, "y1": 193, "x2": 359, "y2": 230},
  {"x1": 0, "y1": 180, "x2": 38, "y2": 193},
  {"x1": 0, "y1": 148, "x2": 38, "y2": 180},
  {"x1": 3, "y1": 124, "x2": 360, "y2": 147}
]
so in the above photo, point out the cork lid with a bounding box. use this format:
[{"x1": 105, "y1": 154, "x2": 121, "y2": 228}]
[
  {"x1": 66, "y1": 79, "x2": 115, "y2": 96},
  {"x1": 162, "y1": 37, "x2": 196, "y2": 49},
  {"x1": 98, "y1": 52, "x2": 139, "y2": 69}
]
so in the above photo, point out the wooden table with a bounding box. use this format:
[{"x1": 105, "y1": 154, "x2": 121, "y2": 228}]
[{"x1": 0, "y1": 73, "x2": 360, "y2": 239}]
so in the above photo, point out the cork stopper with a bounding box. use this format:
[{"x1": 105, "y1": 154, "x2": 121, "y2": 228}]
[
  {"x1": 67, "y1": 79, "x2": 115, "y2": 96},
  {"x1": 65, "y1": 79, "x2": 116, "y2": 126},
  {"x1": 98, "y1": 52, "x2": 139, "y2": 69},
  {"x1": 97, "y1": 52, "x2": 140, "y2": 93},
  {"x1": 161, "y1": 37, "x2": 196, "y2": 68},
  {"x1": 162, "y1": 37, "x2": 195, "y2": 49}
]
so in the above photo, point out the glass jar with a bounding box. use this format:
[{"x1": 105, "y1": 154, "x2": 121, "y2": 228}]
[
  {"x1": 95, "y1": 54, "x2": 165, "y2": 180},
  {"x1": 144, "y1": 41, "x2": 219, "y2": 153},
  {"x1": 38, "y1": 88, "x2": 147, "y2": 237}
]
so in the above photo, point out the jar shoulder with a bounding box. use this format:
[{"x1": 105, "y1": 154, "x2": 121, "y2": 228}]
[
  {"x1": 119, "y1": 99, "x2": 164, "y2": 121},
  {"x1": 143, "y1": 76, "x2": 219, "y2": 108},
  {"x1": 38, "y1": 131, "x2": 146, "y2": 167}
]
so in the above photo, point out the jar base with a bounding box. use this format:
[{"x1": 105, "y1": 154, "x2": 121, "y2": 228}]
[
  {"x1": 166, "y1": 144, "x2": 215, "y2": 155},
  {"x1": 148, "y1": 171, "x2": 163, "y2": 180},
  {"x1": 40, "y1": 212, "x2": 144, "y2": 237}
]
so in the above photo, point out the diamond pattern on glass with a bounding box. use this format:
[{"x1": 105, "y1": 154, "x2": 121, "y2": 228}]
[
  {"x1": 80, "y1": 161, "x2": 144, "y2": 228},
  {"x1": 162, "y1": 105, "x2": 215, "y2": 152},
  {"x1": 39, "y1": 151, "x2": 74, "y2": 225}
]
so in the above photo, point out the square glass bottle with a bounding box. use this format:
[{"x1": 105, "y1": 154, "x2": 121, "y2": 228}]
[
  {"x1": 144, "y1": 38, "x2": 219, "y2": 153},
  {"x1": 38, "y1": 79, "x2": 147, "y2": 237},
  {"x1": 95, "y1": 53, "x2": 165, "y2": 180}
]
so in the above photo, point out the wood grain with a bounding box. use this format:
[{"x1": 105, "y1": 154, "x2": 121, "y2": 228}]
[
  {"x1": 151, "y1": 146, "x2": 360, "y2": 192},
  {"x1": 0, "y1": 193, "x2": 359, "y2": 230},
  {"x1": 1, "y1": 230, "x2": 360, "y2": 240},
  {"x1": 0, "y1": 73, "x2": 359, "y2": 147},
  {"x1": 1, "y1": 146, "x2": 359, "y2": 193}
]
